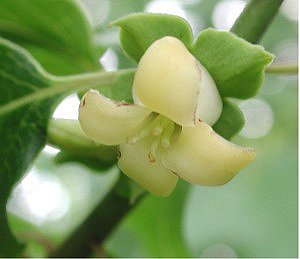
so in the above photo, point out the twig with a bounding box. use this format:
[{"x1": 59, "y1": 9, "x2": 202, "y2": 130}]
[
  {"x1": 50, "y1": 178, "x2": 145, "y2": 257},
  {"x1": 231, "y1": 0, "x2": 284, "y2": 44},
  {"x1": 266, "y1": 62, "x2": 298, "y2": 74}
]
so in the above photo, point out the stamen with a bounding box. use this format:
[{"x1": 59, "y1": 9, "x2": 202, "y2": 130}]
[
  {"x1": 127, "y1": 130, "x2": 148, "y2": 144},
  {"x1": 126, "y1": 114, "x2": 159, "y2": 144},
  {"x1": 151, "y1": 117, "x2": 170, "y2": 136},
  {"x1": 172, "y1": 124, "x2": 182, "y2": 139},
  {"x1": 148, "y1": 139, "x2": 159, "y2": 163},
  {"x1": 161, "y1": 122, "x2": 175, "y2": 148},
  {"x1": 127, "y1": 114, "x2": 177, "y2": 156},
  {"x1": 152, "y1": 125, "x2": 163, "y2": 136},
  {"x1": 151, "y1": 116, "x2": 164, "y2": 136}
]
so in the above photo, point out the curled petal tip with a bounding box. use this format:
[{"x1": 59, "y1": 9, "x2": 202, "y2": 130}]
[
  {"x1": 163, "y1": 121, "x2": 256, "y2": 186},
  {"x1": 78, "y1": 90, "x2": 151, "y2": 146}
]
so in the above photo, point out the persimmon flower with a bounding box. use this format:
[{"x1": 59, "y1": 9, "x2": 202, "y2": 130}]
[{"x1": 79, "y1": 36, "x2": 255, "y2": 196}]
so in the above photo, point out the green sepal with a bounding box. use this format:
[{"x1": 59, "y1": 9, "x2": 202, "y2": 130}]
[
  {"x1": 99, "y1": 70, "x2": 135, "y2": 103},
  {"x1": 213, "y1": 99, "x2": 245, "y2": 140},
  {"x1": 111, "y1": 13, "x2": 193, "y2": 62},
  {"x1": 192, "y1": 28, "x2": 274, "y2": 99}
]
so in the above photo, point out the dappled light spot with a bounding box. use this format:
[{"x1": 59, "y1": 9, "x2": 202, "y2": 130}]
[
  {"x1": 58, "y1": 168, "x2": 92, "y2": 205},
  {"x1": 145, "y1": 0, "x2": 186, "y2": 18},
  {"x1": 8, "y1": 168, "x2": 70, "y2": 225},
  {"x1": 43, "y1": 145, "x2": 60, "y2": 155},
  {"x1": 144, "y1": 0, "x2": 203, "y2": 36},
  {"x1": 212, "y1": 0, "x2": 246, "y2": 31},
  {"x1": 53, "y1": 94, "x2": 80, "y2": 120},
  {"x1": 239, "y1": 99, "x2": 274, "y2": 139},
  {"x1": 100, "y1": 48, "x2": 118, "y2": 71}
]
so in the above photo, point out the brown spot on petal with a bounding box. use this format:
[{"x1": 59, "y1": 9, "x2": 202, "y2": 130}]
[
  {"x1": 147, "y1": 153, "x2": 155, "y2": 163},
  {"x1": 193, "y1": 60, "x2": 202, "y2": 125},
  {"x1": 194, "y1": 60, "x2": 201, "y2": 74},
  {"x1": 79, "y1": 97, "x2": 86, "y2": 107},
  {"x1": 171, "y1": 170, "x2": 179, "y2": 176},
  {"x1": 113, "y1": 100, "x2": 131, "y2": 107},
  {"x1": 80, "y1": 97, "x2": 86, "y2": 107},
  {"x1": 117, "y1": 149, "x2": 121, "y2": 159}
]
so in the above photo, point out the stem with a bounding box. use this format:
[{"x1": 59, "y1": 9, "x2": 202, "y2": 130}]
[
  {"x1": 0, "y1": 69, "x2": 133, "y2": 116},
  {"x1": 266, "y1": 62, "x2": 298, "y2": 74},
  {"x1": 231, "y1": 0, "x2": 284, "y2": 43},
  {"x1": 51, "y1": 1, "x2": 285, "y2": 257},
  {"x1": 50, "y1": 178, "x2": 145, "y2": 258},
  {"x1": 52, "y1": 68, "x2": 135, "y2": 89}
]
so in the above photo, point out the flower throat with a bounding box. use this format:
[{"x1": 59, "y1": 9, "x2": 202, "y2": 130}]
[{"x1": 126, "y1": 113, "x2": 178, "y2": 162}]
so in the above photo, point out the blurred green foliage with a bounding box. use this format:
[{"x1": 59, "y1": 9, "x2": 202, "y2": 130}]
[{"x1": 5, "y1": 0, "x2": 298, "y2": 257}]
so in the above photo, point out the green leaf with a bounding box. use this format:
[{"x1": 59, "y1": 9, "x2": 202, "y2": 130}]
[
  {"x1": 0, "y1": 38, "x2": 55, "y2": 256},
  {"x1": 23, "y1": 44, "x2": 91, "y2": 76},
  {"x1": 0, "y1": 38, "x2": 126, "y2": 256},
  {"x1": 48, "y1": 119, "x2": 118, "y2": 170},
  {"x1": 112, "y1": 13, "x2": 193, "y2": 62},
  {"x1": 213, "y1": 99, "x2": 245, "y2": 140},
  {"x1": 192, "y1": 28, "x2": 274, "y2": 99},
  {"x1": 0, "y1": 0, "x2": 103, "y2": 75}
]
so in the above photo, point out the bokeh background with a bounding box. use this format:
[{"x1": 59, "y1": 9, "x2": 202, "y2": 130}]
[{"x1": 6, "y1": 0, "x2": 298, "y2": 257}]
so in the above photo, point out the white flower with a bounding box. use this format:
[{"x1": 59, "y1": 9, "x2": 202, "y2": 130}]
[{"x1": 79, "y1": 37, "x2": 255, "y2": 196}]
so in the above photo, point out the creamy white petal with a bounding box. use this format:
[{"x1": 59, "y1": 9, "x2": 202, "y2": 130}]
[
  {"x1": 133, "y1": 36, "x2": 199, "y2": 126},
  {"x1": 79, "y1": 90, "x2": 151, "y2": 145},
  {"x1": 195, "y1": 61, "x2": 222, "y2": 125},
  {"x1": 133, "y1": 36, "x2": 222, "y2": 126},
  {"x1": 118, "y1": 137, "x2": 178, "y2": 196},
  {"x1": 162, "y1": 121, "x2": 256, "y2": 186}
]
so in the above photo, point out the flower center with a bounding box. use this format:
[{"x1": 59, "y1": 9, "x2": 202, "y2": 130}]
[{"x1": 126, "y1": 114, "x2": 178, "y2": 162}]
